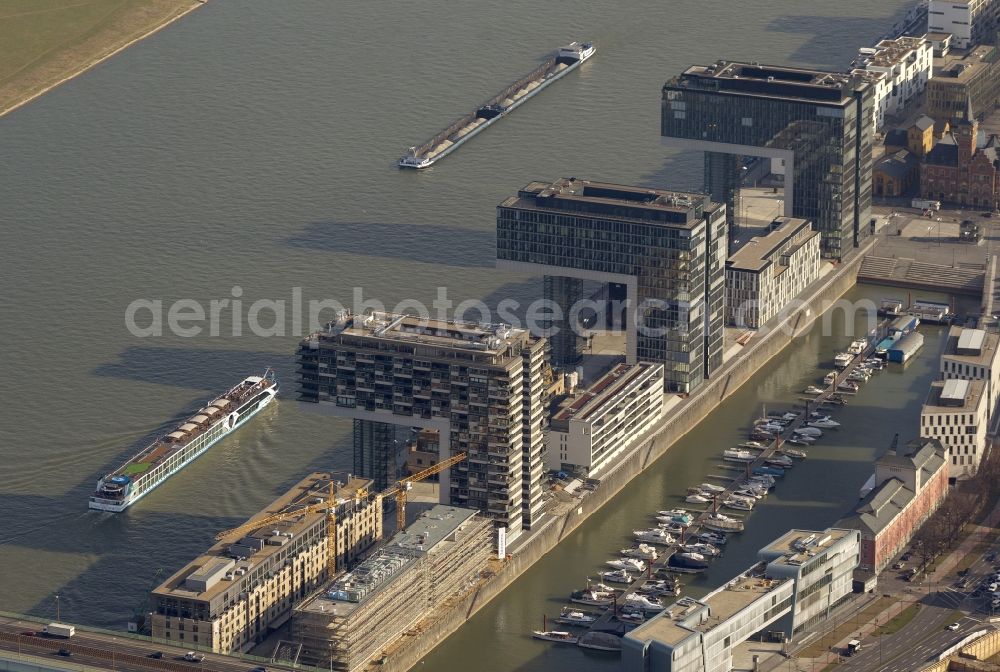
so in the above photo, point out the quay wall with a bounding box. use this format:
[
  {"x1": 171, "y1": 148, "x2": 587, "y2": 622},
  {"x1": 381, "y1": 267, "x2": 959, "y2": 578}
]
[{"x1": 374, "y1": 243, "x2": 873, "y2": 672}]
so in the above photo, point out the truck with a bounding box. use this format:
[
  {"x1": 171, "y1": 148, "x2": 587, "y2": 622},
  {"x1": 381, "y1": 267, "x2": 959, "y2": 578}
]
[
  {"x1": 846, "y1": 639, "x2": 862, "y2": 655},
  {"x1": 912, "y1": 198, "x2": 941, "y2": 211},
  {"x1": 44, "y1": 623, "x2": 75, "y2": 638}
]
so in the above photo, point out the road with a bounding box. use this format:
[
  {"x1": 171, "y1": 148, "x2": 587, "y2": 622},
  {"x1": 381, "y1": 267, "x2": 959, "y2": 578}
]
[{"x1": 0, "y1": 616, "x2": 275, "y2": 672}]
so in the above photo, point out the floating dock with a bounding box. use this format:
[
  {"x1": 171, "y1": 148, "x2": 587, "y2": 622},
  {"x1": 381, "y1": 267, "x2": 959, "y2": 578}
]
[{"x1": 399, "y1": 41, "x2": 595, "y2": 169}]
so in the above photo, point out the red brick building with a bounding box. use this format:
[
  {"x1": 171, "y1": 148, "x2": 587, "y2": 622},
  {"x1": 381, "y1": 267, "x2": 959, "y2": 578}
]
[
  {"x1": 839, "y1": 438, "x2": 948, "y2": 574},
  {"x1": 920, "y1": 106, "x2": 1000, "y2": 209}
]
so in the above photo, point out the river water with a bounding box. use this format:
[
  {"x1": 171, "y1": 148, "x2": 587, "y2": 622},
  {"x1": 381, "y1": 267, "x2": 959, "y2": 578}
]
[{"x1": 0, "y1": 0, "x2": 925, "y2": 669}]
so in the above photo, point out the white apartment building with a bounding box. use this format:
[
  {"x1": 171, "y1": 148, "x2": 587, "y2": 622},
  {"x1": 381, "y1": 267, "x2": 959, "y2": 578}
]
[
  {"x1": 920, "y1": 378, "x2": 989, "y2": 480},
  {"x1": 623, "y1": 528, "x2": 859, "y2": 671},
  {"x1": 940, "y1": 326, "x2": 1000, "y2": 412},
  {"x1": 725, "y1": 217, "x2": 821, "y2": 329},
  {"x1": 545, "y1": 363, "x2": 665, "y2": 478},
  {"x1": 854, "y1": 36, "x2": 933, "y2": 129},
  {"x1": 757, "y1": 528, "x2": 861, "y2": 633},
  {"x1": 928, "y1": 0, "x2": 999, "y2": 49}
]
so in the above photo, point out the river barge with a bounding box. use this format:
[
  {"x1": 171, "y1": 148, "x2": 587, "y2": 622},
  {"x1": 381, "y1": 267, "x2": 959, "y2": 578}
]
[{"x1": 399, "y1": 41, "x2": 595, "y2": 168}]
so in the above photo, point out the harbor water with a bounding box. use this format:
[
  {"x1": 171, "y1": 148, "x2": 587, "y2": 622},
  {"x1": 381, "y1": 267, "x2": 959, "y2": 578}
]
[{"x1": 0, "y1": 0, "x2": 926, "y2": 669}]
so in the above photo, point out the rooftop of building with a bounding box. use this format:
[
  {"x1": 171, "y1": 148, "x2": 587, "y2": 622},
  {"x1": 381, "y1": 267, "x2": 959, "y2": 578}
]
[
  {"x1": 310, "y1": 311, "x2": 530, "y2": 356},
  {"x1": 923, "y1": 377, "x2": 987, "y2": 412},
  {"x1": 551, "y1": 362, "x2": 662, "y2": 425},
  {"x1": 874, "y1": 149, "x2": 919, "y2": 181},
  {"x1": 932, "y1": 45, "x2": 997, "y2": 83},
  {"x1": 942, "y1": 325, "x2": 999, "y2": 365},
  {"x1": 760, "y1": 528, "x2": 855, "y2": 568},
  {"x1": 726, "y1": 217, "x2": 817, "y2": 273},
  {"x1": 859, "y1": 35, "x2": 929, "y2": 69},
  {"x1": 298, "y1": 505, "x2": 480, "y2": 617},
  {"x1": 501, "y1": 178, "x2": 718, "y2": 227},
  {"x1": 839, "y1": 439, "x2": 946, "y2": 537},
  {"x1": 667, "y1": 60, "x2": 862, "y2": 104},
  {"x1": 153, "y1": 472, "x2": 374, "y2": 602},
  {"x1": 628, "y1": 563, "x2": 789, "y2": 648}
]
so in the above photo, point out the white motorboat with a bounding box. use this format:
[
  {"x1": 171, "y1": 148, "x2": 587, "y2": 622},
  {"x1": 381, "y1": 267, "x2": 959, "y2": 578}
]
[
  {"x1": 765, "y1": 456, "x2": 794, "y2": 468},
  {"x1": 679, "y1": 542, "x2": 721, "y2": 557},
  {"x1": 638, "y1": 579, "x2": 681, "y2": 597},
  {"x1": 617, "y1": 610, "x2": 644, "y2": 624},
  {"x1": 600, "y1": 569, "x2": 633, "y2": 584},
  {"x1": 838, "y1": 380, "x2": 859, "y2": 392},
  {"x1": 625, "y1": 593, "x2": 665, "y2": 612},
  {"x1": 634, "y1": 528, "x2": 675, "y2": 545},
  {"x1": 733, "y1": 487, "x2": 763, "y2": 500},
  {"x1": 658, "y1": 509, "x2": 695, "y2": 525},
  {"x1": 686, "y1": 493, "x2": 711, "y2": 504},
  {"x1": 700, "y1": 482, "x2": 726, "y2": 494},
  {"x1": 704, "y1": 512, "x2": 745, "y2": 533},
  {"x1": 794, "y1": 427, "x2": 822, "y2": 437},
  {"x1": 607, "y1": 558, "x2": 645, "y2": 572},
  {"x1": 847, "y1": 338, "x2": 867, "y2": 355},
  {"x1": 658, "y1": 522, "x2": 687, "y2": 536},
  {"x1": 741, "y1": 440, "x2": 769, "y2": 449},
  {"x1": 804, "y1": 385, "x2": 825, "y2": 395},
  {"x1": 621, "y1": 544, "x2": 659, "y2": 560},
  {"x1": 723, "y1": 497, "x2": 754, "y2": 511},
  {"x1": 570, "y1": 588, "x2": 615, "y2": 607},
  {"x1": 823, "y1": 371, "x2": 837, "y2": 385},
  {"x1": 556, "y1": 609, "x2": 597, "y2": 626},
  {"x1": 781, "y1": 447, "x2": 807, "y2": 459},
  {"x1": 695, "y1": 531, "x2": 727, "y2": 545},
  {"x1": 834, "y1": 353, "x2": 853, "y2": 368},
  {"x1": 786, "y1": 435, "x2": 814, "y2": 445},
  {"x1": 533, "y1": 630, "x2": 578, "y2": 643},
  {"x1": 808, "y1": 418, "x2": 840, "y2": 428},
  {"x1": 723, "y1": 448, "x2": 758, "y2": 462}
]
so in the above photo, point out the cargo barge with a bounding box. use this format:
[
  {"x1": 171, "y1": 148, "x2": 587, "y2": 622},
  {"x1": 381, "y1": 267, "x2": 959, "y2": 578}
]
[
  {"x1": 399, "y1": 41, "x2": 595, "y2": 169},
  {"x1": 89, "y1": 371, "x2": 278, "y2": 512}
]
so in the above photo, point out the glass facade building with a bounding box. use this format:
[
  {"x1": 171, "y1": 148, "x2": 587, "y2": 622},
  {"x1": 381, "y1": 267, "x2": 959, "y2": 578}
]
[
  {"x1": 661, "y1": 61, "x2": 874, "y2": 260},
  {"x1": 496, "y1": 179, "x2": 726, "y2": 393}
]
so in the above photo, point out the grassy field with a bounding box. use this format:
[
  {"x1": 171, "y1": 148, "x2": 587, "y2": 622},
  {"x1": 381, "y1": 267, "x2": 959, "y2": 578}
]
[{"x1": 0, "y1": 0, "x2": 201, "y2": 116}]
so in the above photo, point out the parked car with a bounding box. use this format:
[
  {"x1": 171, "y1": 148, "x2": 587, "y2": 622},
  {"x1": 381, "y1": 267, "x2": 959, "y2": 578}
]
[
  {"x1": 986, "y1": 552, "x2": 996, "y2": 561},
  {"x1": 149, "y1": 652, "x2": 163, "y2": 659},
  {"x1": 892, "y1": 562, "x2": 905, "y2": 570},
  {"x1": 183, "y1": 652, "x2": 205, "y2": 663},
  {"x1": 21, "y1": 631, "x2": 36, "y2": 637},
  {"x1": 947, "y1": 622, "x2": 960, "y2": 631},
  {"x1": 901, "y1": 553, "x2": 911, "y2": 561},
  {"x1": 57, "y1": 649, "x2": 71, "y2": 657}
]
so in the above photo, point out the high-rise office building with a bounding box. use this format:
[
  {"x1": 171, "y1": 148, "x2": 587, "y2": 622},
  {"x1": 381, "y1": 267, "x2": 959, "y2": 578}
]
[
  {"x1": 662, "y1": 61, "x2": 874, "y2": 260},
  {"x1": 298, "y1": 312, "x2": 548, "y2": 539},
  {"x1": 497, "y1": 178, "x2": 726, "y2": 393}
]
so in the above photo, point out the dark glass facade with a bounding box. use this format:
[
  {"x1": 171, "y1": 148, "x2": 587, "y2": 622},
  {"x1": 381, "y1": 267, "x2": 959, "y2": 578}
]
[
  {"x1": 662, "y1": 62, "x2": 874, "y2": 259},
  {"x1": 497, "y1": 179, "x2": 726, "y2": 393}
]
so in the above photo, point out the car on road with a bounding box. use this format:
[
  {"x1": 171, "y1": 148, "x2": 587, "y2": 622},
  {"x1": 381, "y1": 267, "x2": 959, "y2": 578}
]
[
  {"x1": 983, "y1": 212, "x2": 994, "y2": 218},
  {"x1": 947, "y1": 622, "x2": 961, "y2": 630},
  {"x1": 989, "y1": 582, "x2": 998, "y2": 592},
  {"x1": 987, "y1": 552, "x2": 997, "y2": 561},
  {"x1": 892, "y1": 562, "x2": 905, "y2": 570},
  {"x1": 250, "y1": 667, "x2": 267, "y2": 672},
  {"x1": 183, "y1": 652, "x2": 205, "y2": 662},
  {"x1": 57, "y1": 649, "x2": 71, "y2": 657},
  {"x1": 901, "y1": 553, "x2": 911, "y2": 561},
  {"x1": 21, "y1": 631, "x2": 36, "y2": 637},
  {"x1": 149, "y1": 652, "x2": 163, "y2": 659}
]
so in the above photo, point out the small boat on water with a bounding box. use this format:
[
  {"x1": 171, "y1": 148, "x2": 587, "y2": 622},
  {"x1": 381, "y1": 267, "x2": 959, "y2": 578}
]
[
  {"x1": 733, "y1": 487, "x2": 764, "y2": 500},
  {"x1": 803, "y1": 385, "x2": 825, "y2": 395},
  {"x1": 765, "y1": 455, "x2": 794, "y2": 468},
  {"x1": 657, "y1": 509, "x2": 694, "y2": 526},
  {"x1": 794, "y1": 427, "x2": 823, "y2": 437},
  {"x1": 741, "y1": 440, "x2": 769, "y2": 449},
  {"x1": 686, "y1": 493, "x2": 711, "y2": 504},
  {"x1": 556, "y1": 609, "x2": 597, "y2": 626},
  {"x1": 668, "y1": 552, "x2": 710, "y2": 572},
  {"x1": 570, "y1": 588, "x2": 615, "y2": 607},
  {"x1": 625, "y1": 593, "x2": 665, "y2": 611},
  {"x1": 600, "y1": 569, "x2": 633, "y2": 584},
  {"x1": 828, "y1": 394, "x2": 848, "y2": 405},
  {"x1": 533, "y1": 630, "x2": 578, "y2": 643},
  {"x1": 781, "y1": 447, "x2": 807, "y2": 459},
  {"x1": 679, "y1": 542, "x2": 721, "y2": 557},
  {"x1": 639, "y1": 579, "x2": 682, "y2": 596},
  {"x1": 786, "y1": 435, "x2": 814, "y2": 446},
  {"x1": 577, "y1": 631, "x2": 623, "y2": 652},
  {"x1": 723, "y1": 497, "x2": 754, "y2": 511},
  {"x1": 607, "y1": 558, "x2": 645, "y2": 572},
  {"x1": 704, "y1": 512, "x2": 745, "y2": 533},
  {"x1": 838, "y1": 380, "x2": 859, "y2": 392},
  {"x1": 700, "y1": 482, "x2": 727, "y2": 494},
  {"x1": 808, "y1": 418, "x2": 840, "y2": 429},
  {"x1": 621, "y1": 544, "x2": 659, "y2": 560},
  {"x1": 847, "y1": 338, "x2": 867, "y2": 355},
  {"x1": 750, "y1": 474, "x2": 776, "y2": 488},
  {"x1": 834, "y1": 353, "x2": 854, "y2": 368},
  {"x1": 658, "y1": 522, "x2": 687, "y2": 536},
  {"x1": 617, "y1": 610, "x2": 644, "y2": 625},
  {"x1": 696, "y1": 531, "x2": 728, "y2": 545},
  {"x1": 634, "y1": 528, "x2": 675, "y2": 545},
  {"x1": 723, "y1": 448, "x2": 758, "y2": 463},
  {"x1": 823, "y1": 371, "x2": 837, "y2": 385},
  {"x1": 754, "y1": 465, "x2": 785, "y2": 478}
]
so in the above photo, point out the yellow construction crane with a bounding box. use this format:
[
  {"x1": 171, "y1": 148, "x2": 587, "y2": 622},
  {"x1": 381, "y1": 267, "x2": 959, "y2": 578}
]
[
  {"x1": 215, "y1": 479, "x2": 340, "y2": 578},
  {"x1": 382, "y1": 452, "x2": 467, "y2": 532}
]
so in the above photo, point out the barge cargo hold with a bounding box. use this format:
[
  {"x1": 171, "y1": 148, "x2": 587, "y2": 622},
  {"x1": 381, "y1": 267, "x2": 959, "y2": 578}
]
[
  {"x1": 89, "y1": 371, "x2": 278, "y2": 512},
  {"x1": 399, "y1": 41, "x2": 595, "y2": 169}
]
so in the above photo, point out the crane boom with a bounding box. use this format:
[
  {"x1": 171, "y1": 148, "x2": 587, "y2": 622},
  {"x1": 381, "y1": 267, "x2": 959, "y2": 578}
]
[{"x1": 384, "y1": 452, "x2": 467, "y2": 532}]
